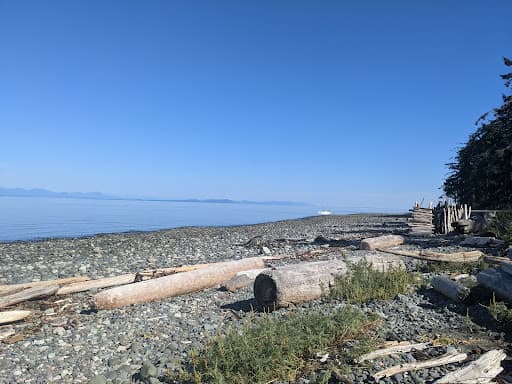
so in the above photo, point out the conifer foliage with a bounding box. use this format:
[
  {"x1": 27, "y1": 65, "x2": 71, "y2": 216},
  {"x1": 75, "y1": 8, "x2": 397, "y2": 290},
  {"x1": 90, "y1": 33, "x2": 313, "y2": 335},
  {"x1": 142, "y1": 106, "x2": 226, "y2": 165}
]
[{"x1": 443, "y1": 58, "x2": 512, "y2": 209}]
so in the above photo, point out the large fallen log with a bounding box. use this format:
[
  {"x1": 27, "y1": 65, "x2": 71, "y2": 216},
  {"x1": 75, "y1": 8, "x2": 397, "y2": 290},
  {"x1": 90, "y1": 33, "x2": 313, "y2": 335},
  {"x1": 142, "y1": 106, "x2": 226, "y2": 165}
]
[
  {"x1": 435, "y1": 349, "x2": 505, "y2": 384},
  {"x1": 0, "y1": 310, "x2": 32, "y2": 325},
  {"x1": 0, "y1": 285, "x2": 59, "y2": 308},
  {"x1": 483, "y1": 255, "x2": 512, "y2": 265},
  {"x1": 57, "y1": 264, "x2": 210, "y2": 295},
  {"x1": 431, "y1": 276, "x2": 471, "y2": 302},
  {"x1": 357, "y1": 341, "x2": 430, "y2": 363},
  {"x1": 477, "y1": 268, "x2": 512, "y2": 302},
  {"x1": 373, "y1": 351, "x2": 468, "y2": 380},
  {"x1": 460, "y1": 236, "x2": 505, "y2": 248},
  {"x1": 220, "y1": 268, "x2": 269, "y2": 292},
  {"x1": 0, "y1": 276, "x2": 89, "y2": 296},
  {"x1": 254, "y1": 260, "x2": 347, "y2": 308},
  {"x1": 378, "y1": 248, "x2": 483, "y2": 263},
  {"x1": 93, "y1": 257, "x2": 267, "y2": 309},
  {"x1": 360, "y1": 235, "x2": 405, "y2": 251}
]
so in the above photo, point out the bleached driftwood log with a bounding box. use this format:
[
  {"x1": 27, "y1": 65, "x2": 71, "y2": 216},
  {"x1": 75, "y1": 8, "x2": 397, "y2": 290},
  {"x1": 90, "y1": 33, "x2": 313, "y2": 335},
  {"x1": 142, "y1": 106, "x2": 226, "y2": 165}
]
[
  {"x1": 0, "y1": 276, "x2": 89, "y2": 296},
  {"x1": 0, "y1": 328, "x2": 15, "y2": 340},
  {"x1": 435, "y1": 349, "x2": 506, "y2": 384},
  {"x1": 432, "y1": 276, "x2": 471, "y2": 302},
  {"x1": 57, "y1": 274, "x2": 137, "y2": 295},
  {"x1": 94, "y1": 257, "x2": 267, "y2": 309},
  {"x1": 0, "y1": 285, "x2": 59, "y2": 309},
  {"x1": 357, "y1": 253, "x2": 405, "y2": 272},
  {"x1": 477, "y1": 268, "x2": 512, "y2": 302},
  {"x1": 0, "y1": 310, "x2": 32, "y2": 325},
  {"x1": 373, "y1": 351, "x2": 467, "y2": 380},
  {"x1": 221, "y1": 268, "x2": 269, "y2": 292},
  {"x1": 378, "y1": 248, "x2": 483, "y2": 263},
  {"x1": 254, "y1": 260, "x2": 347, "y2": 308},
  {"x1": 360, "y1": 235, "x2": 405, "y2": 251},
  {"x1": 57, "y1": 264, "x2": 209, "y2": 295},
  {"x1": 461, "y1": 237, "x2": 505, "y2": 248},
  {"x1": 357, "y1": 341, "x2": 430, "y2": 363}
]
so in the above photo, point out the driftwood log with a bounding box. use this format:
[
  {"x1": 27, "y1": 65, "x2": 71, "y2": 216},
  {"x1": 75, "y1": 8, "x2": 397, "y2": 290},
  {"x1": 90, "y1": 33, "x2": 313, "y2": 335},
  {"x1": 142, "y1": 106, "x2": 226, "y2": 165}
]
[
  {"x1": 57, "y1": 264, "x2": 209, "y2": 295},
  {"x1": 94, "y1": 257, "x2": 267, "y2": 309},
  {"x1": 373, "y1": 351, "x2": 467, "y2": 380},
  {"x1": 431, "y1": 276, "x2": 471, "y2": 303},
  {"x1": 0, "y1": 328, "x2": 15, "y2": 340},
  {"x1": 435, "y1": 349, "x2": 505, "y2": 384},
  {"x1": 351, "y1": 253, "x2": 405, "y2": 272},
  {"x1": 0, "y1": 285, "x2": 59, "y2": 309},
  {"x1": 0, "y1": 310, "x2": 32, "y2": 325},
  {"x1": 254, "y1": 260, "x2": 347, "y2": 308},
  {"x1": 477, "y1": 268, "x2": 512, "y2": 302},
  {"x1": 360, "y1": 235, "x2": 405, "y2": 251},
  {"x1": 0, "y1": 276, "x2": 89, "y2": 296},
  {"x1": 460, "y1": 236, "x2": 505, "y2": 248},
  {"x1": 221, "y1": 268, "x2": 269, "y2": 292},
  {"x1": 378, "y1": 248, "x2": 483, "y2": 263},
  {"x1": 358, "y1": 341, "x2": 430, "y2": 363}
]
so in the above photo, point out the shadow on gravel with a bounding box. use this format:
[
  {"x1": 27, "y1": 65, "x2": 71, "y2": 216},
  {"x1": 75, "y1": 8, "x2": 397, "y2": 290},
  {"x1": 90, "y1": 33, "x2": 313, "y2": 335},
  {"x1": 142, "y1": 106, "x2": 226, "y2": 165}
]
[
  {"x1": 417, "y1": 287, "x2": 511, "y2": 342},
  {"x1": 221, "y1": 298, "x2": 264, "y2": 313},
  {"x1": 80, "y1": 308, "x2": 98, "y2": 315}
]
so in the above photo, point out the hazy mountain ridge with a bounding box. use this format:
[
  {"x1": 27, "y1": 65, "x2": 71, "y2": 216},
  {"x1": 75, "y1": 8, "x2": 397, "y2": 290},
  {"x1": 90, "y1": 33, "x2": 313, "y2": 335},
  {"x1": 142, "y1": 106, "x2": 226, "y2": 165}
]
[{"x1": 0, "y1": 187, "x2": 310, "y2": 206}]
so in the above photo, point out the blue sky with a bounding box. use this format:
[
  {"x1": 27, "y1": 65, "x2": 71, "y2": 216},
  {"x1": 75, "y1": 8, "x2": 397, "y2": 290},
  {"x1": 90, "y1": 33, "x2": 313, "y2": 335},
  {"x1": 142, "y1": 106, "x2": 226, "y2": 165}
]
[{"x1": 1, "y1": 1, "x2": 510, "y2": 210}]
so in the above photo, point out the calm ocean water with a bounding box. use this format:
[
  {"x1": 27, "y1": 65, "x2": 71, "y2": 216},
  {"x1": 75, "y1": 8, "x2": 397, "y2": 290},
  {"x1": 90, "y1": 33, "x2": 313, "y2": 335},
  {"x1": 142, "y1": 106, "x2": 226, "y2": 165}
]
[{"x1": 0, "y1": 196, "x2": 320, "y2": 242}]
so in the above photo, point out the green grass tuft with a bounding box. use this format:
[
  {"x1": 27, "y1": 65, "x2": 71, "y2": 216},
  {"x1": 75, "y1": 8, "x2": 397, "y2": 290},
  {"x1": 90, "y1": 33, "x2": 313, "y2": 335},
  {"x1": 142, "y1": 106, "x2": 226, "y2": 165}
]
[
  {"x1": 330, "y1": 261, "x2": 417, "y2": 303},
  {"x1": 170, "y1": 307, "x2": 380, "y2": 384},
  {"x1": 486, "y1": 293, "x2": 512, "y2": 333}
]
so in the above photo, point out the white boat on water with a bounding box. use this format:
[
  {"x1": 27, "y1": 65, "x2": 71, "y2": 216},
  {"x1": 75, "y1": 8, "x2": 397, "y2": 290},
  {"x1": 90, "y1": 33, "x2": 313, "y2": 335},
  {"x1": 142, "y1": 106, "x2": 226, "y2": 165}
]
[{"x1": 317, "y1": 210, "x2": 332, "y2": 215}]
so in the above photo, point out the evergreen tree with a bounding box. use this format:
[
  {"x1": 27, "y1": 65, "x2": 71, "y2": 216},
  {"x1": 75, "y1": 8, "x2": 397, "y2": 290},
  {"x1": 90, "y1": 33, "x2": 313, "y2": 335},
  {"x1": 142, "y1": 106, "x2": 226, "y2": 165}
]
[{"x1": 443, "y1": 58, "x2": 512, "y2": 209}]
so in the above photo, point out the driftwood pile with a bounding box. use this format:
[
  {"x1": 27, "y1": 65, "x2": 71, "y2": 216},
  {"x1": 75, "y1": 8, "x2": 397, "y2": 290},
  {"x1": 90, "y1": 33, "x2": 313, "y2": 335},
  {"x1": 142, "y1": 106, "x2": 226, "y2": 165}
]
[
  {"x1": 408, "y1": 202, "x2": 434, "y2": 235},
  {"x1": 357, "y1": 340, "x2": 505, "y2": 383},
  {"x1": 433, "y1": 201, "x2": 471, "y2": 234}
]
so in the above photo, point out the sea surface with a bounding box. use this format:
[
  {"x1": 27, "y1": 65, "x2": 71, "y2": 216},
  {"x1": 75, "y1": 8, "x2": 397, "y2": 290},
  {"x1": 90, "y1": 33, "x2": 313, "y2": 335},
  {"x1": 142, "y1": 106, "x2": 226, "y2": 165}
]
[{"x1": 0, "y1": 196, "x2": 322, "y2": 242}]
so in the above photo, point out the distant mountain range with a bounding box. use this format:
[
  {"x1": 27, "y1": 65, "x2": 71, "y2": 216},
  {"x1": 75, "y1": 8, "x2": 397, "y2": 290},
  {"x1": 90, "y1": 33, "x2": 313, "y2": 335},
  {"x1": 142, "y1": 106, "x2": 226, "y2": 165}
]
[{"x1": 0, "y1": 187, "x2": 310, "y2": 206}]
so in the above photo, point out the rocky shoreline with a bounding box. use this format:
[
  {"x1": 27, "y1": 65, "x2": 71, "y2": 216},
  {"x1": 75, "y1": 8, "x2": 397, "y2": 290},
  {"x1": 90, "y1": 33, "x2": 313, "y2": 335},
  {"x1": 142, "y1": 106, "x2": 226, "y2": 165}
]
[{"x1": 0, "y1": 214, "x2": 509, "y2": 383}]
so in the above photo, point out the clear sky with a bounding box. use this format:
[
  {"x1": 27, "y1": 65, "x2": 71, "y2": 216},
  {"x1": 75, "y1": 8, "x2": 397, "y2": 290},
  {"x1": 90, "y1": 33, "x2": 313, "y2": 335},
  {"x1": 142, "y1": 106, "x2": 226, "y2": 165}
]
[{"x1": 1, "y1": 1, "x2": 511, "y2": 210}]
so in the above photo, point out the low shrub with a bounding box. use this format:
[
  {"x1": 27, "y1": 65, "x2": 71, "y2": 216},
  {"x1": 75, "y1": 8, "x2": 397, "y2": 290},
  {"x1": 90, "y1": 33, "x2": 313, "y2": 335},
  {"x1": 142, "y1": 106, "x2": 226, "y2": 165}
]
[
  {"x1": 331, "y1": 261, "x2": 417, "y2": 303},
  {"x1": 170, "y1": 307, "x2": 380, "y2": 384}
]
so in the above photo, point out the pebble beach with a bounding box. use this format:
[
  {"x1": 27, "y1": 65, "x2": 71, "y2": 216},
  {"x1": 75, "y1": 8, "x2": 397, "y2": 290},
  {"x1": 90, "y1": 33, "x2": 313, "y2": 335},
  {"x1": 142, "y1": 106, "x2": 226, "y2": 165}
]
[{"x1": 0, "y1": 214, "x2": 509, "y2": 384}]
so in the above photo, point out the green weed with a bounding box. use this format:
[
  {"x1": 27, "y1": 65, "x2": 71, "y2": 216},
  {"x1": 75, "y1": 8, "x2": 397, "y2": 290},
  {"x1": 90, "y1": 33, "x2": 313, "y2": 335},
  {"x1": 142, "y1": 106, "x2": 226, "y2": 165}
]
[
  {"x1": 331, "y1": 261, "x2": 417, "y2": 303},
  {"x1": 170, "y1": 307, "x2": 380, "y2": 384}
]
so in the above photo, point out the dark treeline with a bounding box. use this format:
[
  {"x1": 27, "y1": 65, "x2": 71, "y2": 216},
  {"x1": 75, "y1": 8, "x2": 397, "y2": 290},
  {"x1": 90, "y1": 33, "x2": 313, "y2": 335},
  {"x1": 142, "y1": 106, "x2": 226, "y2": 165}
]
[{"x1": 443, "y1": 57, "x2": 512, "y2": 209}]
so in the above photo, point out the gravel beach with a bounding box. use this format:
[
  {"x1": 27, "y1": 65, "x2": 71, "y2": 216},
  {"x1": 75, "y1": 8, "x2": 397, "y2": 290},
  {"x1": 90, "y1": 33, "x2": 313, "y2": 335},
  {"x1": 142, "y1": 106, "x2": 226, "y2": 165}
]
[{"x1": 0, "y1": 214, "x2": 509, "y2": 384}]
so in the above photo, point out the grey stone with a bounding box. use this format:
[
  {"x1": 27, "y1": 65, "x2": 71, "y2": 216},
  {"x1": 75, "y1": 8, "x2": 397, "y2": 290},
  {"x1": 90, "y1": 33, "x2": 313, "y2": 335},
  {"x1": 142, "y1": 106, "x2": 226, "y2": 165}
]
[
  {"x1": 139, "y1": 362, "x2": 158, "y2": 379},
  {"x1": 53, "y1": 326, "x2": 66, "y2": 336},
  {"x1": 89, "y1": 375, "x2": 108, "y2": 384}
]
